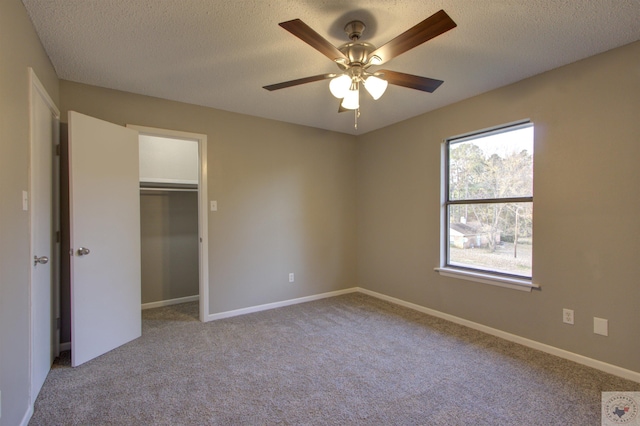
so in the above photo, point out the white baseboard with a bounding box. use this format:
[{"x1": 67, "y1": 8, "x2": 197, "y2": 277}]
[
  {"x1": 59, "y1": 287, "x2": 640, "y2": 383},
  {"x1": 141, "y1": 295, "x2": 199, "y2": 310},
  {"x1": 356, "y1": 287, "x2": 640, "y2": 384},
  {"x1": 204, "y1": 288, "x2": 359, "y2": 322},
  {"x1": 34, "y1": 286, "x2": 637, "y2": 426},
  {"x1": 20, "y1": 404, "x2": 34, "y2": 426}
]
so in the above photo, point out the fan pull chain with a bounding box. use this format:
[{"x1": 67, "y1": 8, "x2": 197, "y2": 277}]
[{"x1": 354, "y1": 108, "x2": 360, "y2": 130}]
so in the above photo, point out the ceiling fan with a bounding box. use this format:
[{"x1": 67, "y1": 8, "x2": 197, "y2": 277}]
[{"x1": 264, "y1": 10, "x2": 457, "y2": 117}]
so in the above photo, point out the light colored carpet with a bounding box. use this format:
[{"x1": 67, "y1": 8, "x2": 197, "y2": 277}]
[{"x1": 30, "y1": 293, "x2": 639, "y2": 425}]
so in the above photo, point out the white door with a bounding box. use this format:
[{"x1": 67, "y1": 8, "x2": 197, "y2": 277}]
[
  {"x1": 68, "y1": 111, "x2": 141, "y2": 367},
  {"x1": 30, "y1": 70, "x2": 59, "y2": 399}
]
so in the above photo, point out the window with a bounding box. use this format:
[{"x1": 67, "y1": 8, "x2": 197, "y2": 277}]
[{"x1": 441, "y1": 121, "x2": 534, "y2": 287}]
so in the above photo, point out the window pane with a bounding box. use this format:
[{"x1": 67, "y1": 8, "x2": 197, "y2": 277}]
[
  {"x1": 448, "y1": 202, "x2": 532, "y2": 278},
  {"x1": 449, "y1": 125, "x2": 533, "y2": 201}
]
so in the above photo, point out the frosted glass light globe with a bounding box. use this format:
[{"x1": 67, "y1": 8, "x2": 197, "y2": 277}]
[
  {"x1": 341, "y1": 88, "x2": 360, "y2": 110},
  {"x1": 329, "y1": 75, "x2": 351, "y2": 98},
  {"x1": 364, "y1": 75, "x2": 388, "y2": 100}
]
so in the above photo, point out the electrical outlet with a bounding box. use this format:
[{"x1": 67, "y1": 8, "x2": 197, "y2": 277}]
[
  {"x1": 288, "y1": 273, "x2": 294, "y2": 283},
  {"x1": 563, "y1": 308, "x2": 574, "y2": 325}
]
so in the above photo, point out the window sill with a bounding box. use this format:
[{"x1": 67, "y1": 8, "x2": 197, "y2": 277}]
[{"x1": 434, "y1": 267, "x2": 540, "y2": 292}]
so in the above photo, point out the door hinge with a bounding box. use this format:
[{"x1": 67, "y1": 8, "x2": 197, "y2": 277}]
[
  {"x1": 55, "y1": 144, "x2": 61, "y2": 156},
  {"x1": 56, "y1": 317, "x2": 61, "y2": 330}
]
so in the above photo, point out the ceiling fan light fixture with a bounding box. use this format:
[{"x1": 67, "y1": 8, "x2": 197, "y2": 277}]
[
  {"x1": 329, "y1": 74, "x2": 351, "y2": 98},
  {"x1": 341, "y1": 87, "x2": 360, "y2": 110},
  {"x1": 364, "y1": 75, "x2": 388, "y2": 100},
  {"x1": 266, "y1": 10, "x2": 457, "y2": 127}
]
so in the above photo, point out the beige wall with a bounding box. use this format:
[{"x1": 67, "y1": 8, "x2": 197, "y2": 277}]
[
  {"x1": 140, "y1": 191, "x2": 199, "y2": 304},
  {"x1": 59, "y1": 81, "x2": 358, "y2": 314},
  {"x1": 357, "y1": 41, "x2": 640, "y2": 373},
  {"x1": 0, "y1": 0, "x2": 59, "y2": 424}
]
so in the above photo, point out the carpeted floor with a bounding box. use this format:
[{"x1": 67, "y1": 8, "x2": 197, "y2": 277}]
[{"x1": 30, "y1": 293, "x2": 639, "y2": 425}]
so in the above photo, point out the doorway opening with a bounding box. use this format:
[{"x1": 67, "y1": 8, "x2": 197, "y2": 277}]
[
  {"x1": 58, "y1": 120, "x2": 209, "y2": 363},
  {"x1": 128, "y1": 126, "x2": 209, "y2": 322}
]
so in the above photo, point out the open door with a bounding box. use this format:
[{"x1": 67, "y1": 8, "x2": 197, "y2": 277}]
[{"x1": 68, "y1": 111, "x2": 141, "y2": 367}]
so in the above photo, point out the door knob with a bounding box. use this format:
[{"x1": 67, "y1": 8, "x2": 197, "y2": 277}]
[
  {"x1": 77, "y1": 247, "x2": 91, "y2": 256},
  {"x1": 34, "y1": 255, "x2": 49, "y2": 265}
]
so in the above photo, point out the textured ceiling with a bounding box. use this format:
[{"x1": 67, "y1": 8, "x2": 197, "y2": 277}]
[{"x1": 21, "y1": 0, "x2": 640, "y2": 135}]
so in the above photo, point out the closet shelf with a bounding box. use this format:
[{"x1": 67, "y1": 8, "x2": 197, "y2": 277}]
[{"x1": 140, "y1": 182, "x2": 198, "y2": 192}]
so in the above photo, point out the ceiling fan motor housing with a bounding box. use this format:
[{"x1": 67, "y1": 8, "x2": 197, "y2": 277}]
[
  {"x1": 338, "y1": 41, "x2": 377, "y2": 68},
  {"x1": 338, "y1": 20, "x2": 380, "y2": 69}
]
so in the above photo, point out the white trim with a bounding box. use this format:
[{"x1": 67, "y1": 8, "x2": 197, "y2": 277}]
[
  {"x1": 197, "y1": 134, "x2": 209, "y2": 323},
  {"x1": 357, "y1": 287, "x2": 640, "y2": 383},
  {"x1": 27, "y1": 68, "x2": 60, "y2": 412},
  {"x1": 61, "y1": 285, "x2": 640, "y2": 383},
  {"x1": 141, "y1": 295, "x2": 200, "y2": 310},
  {"x1": 435, "y1": 267, "x2": 537, "y2": 292},
  {"x1": 126, "y1": 124, "x2": 209, "y2": 323},
  {"x1": 200, "y1": 286, "x2": 640, "y2": 381},
  {"x1": 441, "y1": 120, "x2": 535, "y2": 293},
  {"x1": 439, "y1": 142, "x2": 447, "y2": 268},
  {"x1": 59, "y1": 342, "x2": 71, "y2": 352},
  {"x1": 20, "y1": 404, "x2": 34, "y2": 426},
  {"x1": 447, "y1": 119, "x2": 532, "y2": 143},
  {"x1": 139, "y1": 177, "x2": 198, "y2": 186},
  {"x1": 29, "y1": 68, "x2": 60, "y2": 116},
  {"x1": 204, "y1": 288, "x2": 359, "y2": 321}
]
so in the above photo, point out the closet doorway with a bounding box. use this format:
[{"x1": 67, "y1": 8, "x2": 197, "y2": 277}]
[{"x1": 128, "y1": 125, "x2": 209, "y2": 321}]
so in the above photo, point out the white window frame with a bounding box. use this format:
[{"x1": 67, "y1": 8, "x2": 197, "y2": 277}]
[{"x1": 435, "y1": 120, "x2": 539, "y2": 292}]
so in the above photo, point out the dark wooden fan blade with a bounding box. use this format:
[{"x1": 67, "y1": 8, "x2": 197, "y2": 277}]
[
  {"x1": 371, "y1": 10, "x2": 456, "y2": 64},
  {"x1": 379, "y1": 70, "x2": 444, "y2": 93},
  {"x1": 263, "y1": 73, "x2": 335, "y2": 91},
  {"x1": 279, "y1": 19, "x2": 348, "y2": 62}
]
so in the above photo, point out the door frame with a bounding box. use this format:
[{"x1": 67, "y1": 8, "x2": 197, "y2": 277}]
[
  {"x1": 28, "y1": 68, "x2": 60, "y2": 403},
  {"x1": 127, "y1": 125, "x2": 209, "y2": 321}
]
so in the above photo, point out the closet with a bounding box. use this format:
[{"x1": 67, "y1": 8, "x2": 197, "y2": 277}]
[{"x1": 139, "y1": 134, "x2": 199, "y2": 308}]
